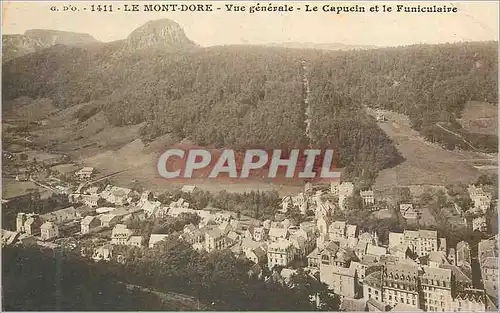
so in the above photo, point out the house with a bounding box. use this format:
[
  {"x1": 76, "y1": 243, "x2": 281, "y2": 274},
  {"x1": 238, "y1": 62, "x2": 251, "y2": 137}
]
[
  {"x1": 99, "y1": 214, "x2": 121, "y2": 228},
  {"x1": 218, "y1": 221, "x2": 233, "y2": 235},
  {"x1": 307, "y1": 248, "x2": 321, "y2": 268},
  {"x1": 338, "y1": 182, "x2": 354, "y2": 210},
  {"x1": 267, "y1": 239, "x2": 294, "y2": 269},
  {"x1": 141, "y1": 200, "x2": 163, "y2": 218},
  {"x1": 468, "y1": 185, "x2": 492, "y2": 213},
  {"x1": 391, "y1": 243, "x2": 411, "y2": 260},
  {"x1": 245, "y1": 226, "x2": 268, "y2": 242},
  {"x1": 316, "y1": 215, "x2": 331, "y2": 236},
  {"x1": 268, "y1": 227, "x2": 288, "y2": 242},
  {"x1": 81, "y1": 215, "x2": 101, "y2": 234},
  {"x1": 248, "y1": 263, "x2": 263, "y2": 279},
  {"x1": 138, "y1": 191, "x2": 154, "y2": 205},
  {"x1": 1, "y1": 230, "x2": 20, "y2": 247},
  {"x1": 330, "y1": 181, "x2": 340, "y2": 195},
  {"x1": 366, "y1": 244, "x2": 387, "y2": 259},
  {"x1": 75, "y1": 205, "x2": 96, "y2": 218},
  {"x1": 110, "y1": 206, "x2": 144, "y2": 221},
  {"x1": 181, "y1": 185, "x2": 196, "y2": 193},
  {"x1": 214, "y1": 212, "x2": 232, "y2": 224},
  {"x1": 75, "y1": 167, "x2": 94, "y2": 179},
  {"x1": 346, "y1": 224, "x2": 358, "y2": 239},
  {"x1": 390, "y1": 303, "x2": 423, "y2": 312},
  {"x1": 478, "y1": 237, "x2": 498, "y2": 298},
  {"x1": 184, "y1": 223, "x2": 198, "y2": 234},
  {"x1": 400, "y1": 204, "x2": 418, "y2": 220},
  {"x1": 427, "y1": 251, "x2": 450, "y2": 268},
  {"x1": 320, "y1": 264, "x2": 357, "y2": 298},
  {"x1": 40, "y1": 221, "x2": 59, "y2": 241},
  {"x1": 421, "y1": 266, "x2": 453, "y2": 311},
  {"x1": 439, "y1": 237, "x2": 447, "y2": 252},
  {"x1": 149, "y1": 234, "x2": 169, "y2": 248},
  {"x1": 93, "y1": 244, "x2": 113, "y2": 262},
  {"x1": 340, "y1": 298, "x2": 367, "y2": 312},
  {"x1": 472, "y1": 216, "x2": 487, "y2": 232},
  {"x1": 355, "y1": 241, "x2": 368, "y2": 260},
  {"x1": 205, "y1": 228, "x2": 229, "y2": 252},
  {"x1": 41, "y1": 206, "x2": 78, "y2": 224},
  {"x1": 388, "y1": 229, "x2": 438, "y2": 257},
  {"x1": 328, "y1": 221, "x2": 346, "y2": 241},
  {"x1": 96, "y1": 207, "x2": 115, "y2": 214},
  {"x1": 111, "y1": 224, "x2": 133, "y2": 245},
  {"x1": 126, "y1": 236, "x2": 143, "y2": 248},
  {"x1": 16, "y1": 213, "x2": 37, "y2": 233},
  {"x1": 100, "y1": 185, "x2": 133, "y2": 206},
  {"x1": 289, "y1": 234, "x2": 307, "y2": 257},
  {"x1": 456, "y1": 241, "x2": 471, "y2": 269},
  {"x1": 246, "y1": 247, "x2": 267, "y2": 264},
  {"x1": 382, "y1": 261, "x2": 420, "y2": 309},
  {"x1": 363, "y1": 270, "x2": 384, "y2": 302},
  {"x1": 448, "y1": 248, "x2": 457, "y2": 265},
  {"x1": 24, "y1": 215, "x2": 43, "y2": 236},
  {"x1": 360, "y1": 190, "x2": 375, "y2": 205},
  {"x1": 81, "y1": 194, "x2": 103, "y2": 208},
  {"x1": 319, "y1": 241, "x2": 356, "y2": 268}
]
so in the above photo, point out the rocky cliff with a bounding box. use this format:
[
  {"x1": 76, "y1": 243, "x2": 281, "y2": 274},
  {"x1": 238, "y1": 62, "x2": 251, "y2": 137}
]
[
  {"x1": 2, "y1": 29, "x2": 99, "y2": 62},
  {"x1": 121, "y1": 19, "x2": 198, "y2": 52}
]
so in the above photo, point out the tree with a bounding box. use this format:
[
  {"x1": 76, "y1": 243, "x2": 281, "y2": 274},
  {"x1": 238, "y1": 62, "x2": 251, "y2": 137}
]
[{"x1": 344, "y1": 194, "x2": 364, "y2": 211}]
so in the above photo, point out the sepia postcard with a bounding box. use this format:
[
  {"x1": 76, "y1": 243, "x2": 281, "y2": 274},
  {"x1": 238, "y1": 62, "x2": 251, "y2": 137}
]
[{"x1": 1, "y1": 0, "x2": 499, "y2": 311}]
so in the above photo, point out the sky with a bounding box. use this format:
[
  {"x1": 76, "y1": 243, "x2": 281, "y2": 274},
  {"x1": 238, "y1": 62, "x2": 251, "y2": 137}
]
[{"x1": 2, "y1": 1, "x2": 499, "y2": 47}]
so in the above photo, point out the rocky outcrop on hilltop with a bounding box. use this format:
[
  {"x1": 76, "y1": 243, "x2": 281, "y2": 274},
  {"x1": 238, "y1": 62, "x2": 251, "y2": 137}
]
[{"x1": 121, "y1": 19, "x2": 198, "y2": 52}]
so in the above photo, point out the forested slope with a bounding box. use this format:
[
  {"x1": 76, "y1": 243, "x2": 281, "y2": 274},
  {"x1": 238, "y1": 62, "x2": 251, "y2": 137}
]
[
  {"x1": 2, "y1": 20, "x2": 497, "y2": 182},
  {"x1": 310, "y1": 41, "x2": 498, "y2": 152}
]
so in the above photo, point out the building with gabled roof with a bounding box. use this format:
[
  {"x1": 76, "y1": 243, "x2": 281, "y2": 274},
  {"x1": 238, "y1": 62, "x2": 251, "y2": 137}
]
[
  {"x1": 338, "y1": 182, "x2": 354, "y2": 210},
  {"x1": 41, "y1": 206, "x2": 78, "y2": 224},
  {"x1": 205, "y1": 227, "x2": 229, "y2": 252},
  {"x1": 40, "y1": 221, "x2": 59, "y2": 241},
  {"x1": 456, "y1": 241, "x2": 471, "y2": 269},
  {"x1": 268, "y1": 227, "x2": 288, "y2": 241},
  {"x1": 267, "y1": 239, "x2": 294, "y2": 270},
  {"x1": 1, "y1": 230, "x2": 20, "y2": 247},
  {"x1": 382, "y1": 261, "x2": 420, "y2": 309},
  {"x1": 93, "y1": 244, "x2": 113, "y2": 262},
  {"x1": 99, "y1": 214, "x2": 120, "y2": 228},
  {"x1": 81, "y1": 215, "x2": 100, "y2": 234},
  {"x1": 320, "y1": 263, "x2": 357, "y2": 298},
  {"x1": 181, "y1": 185, "x2": 196, "y2": 193},
  {"x1": 421, "y1": 266, "x2": 453, "y2": 311},
  {"x1": 111, "y1": 224, "x2": 133, "y2": 245},
  {"x1": 400, "y1": 203, "x2": 418, "y2": 220},
  {"x1": 328, "y1": 221, "x2": 347, "y2": 241},
  {"x1": 478, "y1": 237, "x2": 498, "y2": 299},
  {"x1": 75, "y1": 167, "x2": 94, "y2": 179},
  {"x1": 126, "y1": 235, "x2": 143, "y2": 247}
]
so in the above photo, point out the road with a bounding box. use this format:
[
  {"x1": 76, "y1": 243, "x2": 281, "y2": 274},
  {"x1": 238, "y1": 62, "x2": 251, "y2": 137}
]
[{"x1": 119, "y1": 281, "x2": 209, "y2": 310}]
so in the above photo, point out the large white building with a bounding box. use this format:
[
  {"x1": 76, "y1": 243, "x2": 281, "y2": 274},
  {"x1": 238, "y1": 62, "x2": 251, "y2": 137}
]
[
  {"x1": 338, "y1": 182, "x2": 354, "y2": 210},
  {"x1": 267, "y1": 239, "x2": 294, "y2": 270},
  {"x1": 389, "y1": 229, "x2": 439, "y2": 257}
]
